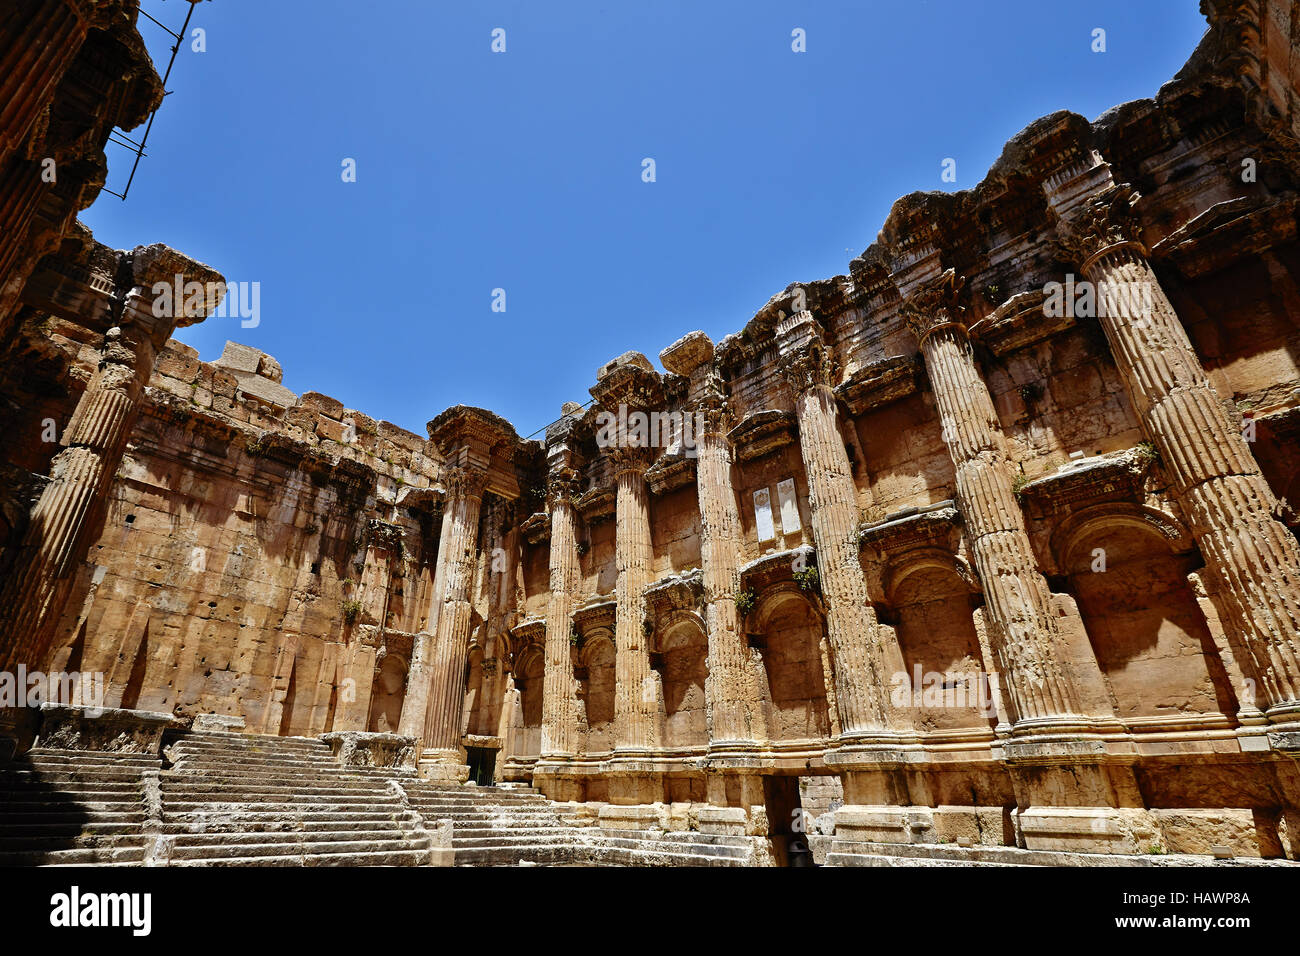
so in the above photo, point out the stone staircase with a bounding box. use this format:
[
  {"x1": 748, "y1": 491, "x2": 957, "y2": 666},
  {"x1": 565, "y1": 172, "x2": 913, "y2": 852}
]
[
  {"x1": 0, "y1": 729, "x2": 756, "y2": 866},
  {"x1": 0, "y1": 748, "x2": 156, "y2": 865},
  {"x1": 153, "y1": 732, "x2": 440, "y2": 866}
]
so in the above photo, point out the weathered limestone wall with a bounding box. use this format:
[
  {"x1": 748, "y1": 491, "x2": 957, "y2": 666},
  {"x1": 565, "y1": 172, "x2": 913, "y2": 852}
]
[{"x1": 3, "y1": 0, "x2": 1300, "y2": 861}]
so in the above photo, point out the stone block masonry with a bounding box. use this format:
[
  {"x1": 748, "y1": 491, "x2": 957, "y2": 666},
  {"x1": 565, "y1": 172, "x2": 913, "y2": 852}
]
[{"x1": 3, "y1": 0, "x2": 1300, "y2": 865}]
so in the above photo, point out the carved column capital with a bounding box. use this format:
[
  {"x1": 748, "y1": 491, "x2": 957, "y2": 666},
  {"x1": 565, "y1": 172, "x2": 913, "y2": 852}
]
[
  {"x1": 441, "y1": 463, "x2": 488, "y2": 502},
  {"x1": 546, "y1": 466, "x2": 581, "y2": 506},
  {"x1": 899, "y1": 268, "x2": 969, "y2": 347},
  {"x1": 1052, "y1": 184, "x2": 1146, "y2": 272},
  {"x1": 776, "y1": 311, "x2": 835, "y2": 394}
]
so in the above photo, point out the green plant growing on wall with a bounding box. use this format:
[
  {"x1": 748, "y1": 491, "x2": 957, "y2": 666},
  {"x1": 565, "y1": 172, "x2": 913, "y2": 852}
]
[
  {"x1": 340, "y1": 598, "x2": 363, "y2": 625},
  {"x1": 735, "y1": 589, "x2": 756, "y2": 617},
  {"x1": 794, "y1": 565, "x2": 820, "y2": 594},
  {"x1": 1011, "y1": 472, "x2": 1031, "y2": 503},
  {"x1": 569, "y1": 626, "x2": 583, "y2": 648}
]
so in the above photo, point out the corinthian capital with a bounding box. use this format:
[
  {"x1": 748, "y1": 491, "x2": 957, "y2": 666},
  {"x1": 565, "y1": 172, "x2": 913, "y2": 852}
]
[
  {"x1": 776, "y1": 310, "x2": 835, "y2": 394},
  {"x1": 442, "y1": 463, "x2": 489, "y2": 501},
  {"x1": 1051, "y1": 184, "x2": 1145, "y2": 269},
  {"x1": 546, "y1": 466, "x2": 581, "y2": 506},
  {"x1": 898, "y1": 268, "x2": 968, "y2": 345}
]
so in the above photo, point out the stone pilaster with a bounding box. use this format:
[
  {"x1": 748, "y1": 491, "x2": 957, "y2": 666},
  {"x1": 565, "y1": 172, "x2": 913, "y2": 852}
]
[
  {"x1": 1049, "y1": 160, "x2": 1300, "y2": 723},
  {"x1": 898, "y1": 266, "x2": 1080, "y2": 727},
  {"x1": 774, "y1": 311, "x2": 893, "y2": 742},
  {"x1": 661, "y1": 331, "x2": 766, "y2": 756}
]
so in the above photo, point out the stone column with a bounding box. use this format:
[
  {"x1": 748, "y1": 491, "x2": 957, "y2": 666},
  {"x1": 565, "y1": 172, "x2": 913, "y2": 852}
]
[
  {"x1": 611, "y1": 448, "x2": 659, "y2": 753},
  {"x1": 1050, "y1": 161, "x2": 1300, "y2": 722},
  {"x1": 397, "y1": 405, "x2": 516, "y2": 780},
  {"x1": 0, "y1": 248, "x2": 221, "y2": 676},
  {"x1": 774, "y1": 311, "x2": 893, "y2": 742},
  {"x1": 660, "y1": 331, "x2": 766, "y2": 755},
  {"x1": 397, "y1": 506, "x2": 451, "y2": 741},
  {"x1": 898, "y1": 267, "x2": 1080, "y2": 726},
  {"x1": 539, "y1": 452, "x2": 583, "y2": 761},
  {"x1": 0, "y1": 0, "x2": 94, "y2": 169},
  {"x1": 589, "y1": 355, "x2": 666, "y2": 808}
]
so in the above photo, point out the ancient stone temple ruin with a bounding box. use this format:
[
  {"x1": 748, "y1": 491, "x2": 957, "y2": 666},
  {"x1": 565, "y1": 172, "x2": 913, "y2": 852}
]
[{"x1": 2, "y1": 0, "x2": 1300, "y2": 867}]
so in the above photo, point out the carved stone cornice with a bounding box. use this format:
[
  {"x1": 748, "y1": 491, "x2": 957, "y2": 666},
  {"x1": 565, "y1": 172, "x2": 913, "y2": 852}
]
[
  {"x1": 966, "y1": 289, "x2": 1074, "y2": 356},
  {"x1": 573, "y1": 598, "x2": 616, "y2": 635},
  {"x1": 726, "y1": 410, "x2": 797, "y2": 463},
  {"x1": 574, "y1": 484, "x2": 616, "y2": 523},
  {"x1": 834, "y1": 356, "x2": 921, "y2": 415},
  {"x1": 644, "y1": 452, "x2": 697, "y2": 495},
  {"x1": 520, "y1": 511, "x2": 550, "y2": 545},
  {"x1": 858, "y1": 501, "x2": 963, "y2": 561},
  {"x1": 1149, "y1": 194, "x2": 1300, "y2": 278},
  {"x1": 644, "y1": 570, "x2": 704, "y2": 627},
  {"x1": 589, "y1": 360, "x2": 664, "y2": 414},
  {"x1": 1015, "y1": 446, "x2": 1155, "y2": 518}
]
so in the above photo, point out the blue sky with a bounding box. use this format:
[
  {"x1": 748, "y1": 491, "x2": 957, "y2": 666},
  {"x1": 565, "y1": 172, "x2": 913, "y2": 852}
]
[{"x1": 81, "y1": 0, "x2": 1209, "y2": 440}]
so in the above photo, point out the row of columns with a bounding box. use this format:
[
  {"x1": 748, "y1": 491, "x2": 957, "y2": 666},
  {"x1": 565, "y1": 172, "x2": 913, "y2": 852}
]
[{"x1": 523, "y1": 170, "x2": 1300, "y2": 790}]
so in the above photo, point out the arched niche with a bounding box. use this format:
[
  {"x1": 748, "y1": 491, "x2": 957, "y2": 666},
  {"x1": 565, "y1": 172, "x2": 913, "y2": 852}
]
[
  {"x1": 753, "y1": 584, "x2": 831, "y2": 742},
  {"x1": 885, "y1": 552, "x2": 993, "y2": 732},
  {"x1": 658, "y1": 612, "x2": 708, "y2": 750},
  {"x1": 578, "y1": 629, "x2": 616, "y2": 753},
  {"x1": 1057, "y1": 506, "x2": 1235, "y2": 725},
  {"x1": 367, "y1": 652, "x2": 408, "y2": 733}
]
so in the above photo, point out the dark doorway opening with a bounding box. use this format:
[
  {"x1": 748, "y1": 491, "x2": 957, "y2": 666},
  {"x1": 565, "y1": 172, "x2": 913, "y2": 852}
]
[
  {"x1": 763, "y1": 775, "x2": 812, "y2": 866},
  {"x1": 466, "y1": 746, "x2": 496, "y2": 786}
]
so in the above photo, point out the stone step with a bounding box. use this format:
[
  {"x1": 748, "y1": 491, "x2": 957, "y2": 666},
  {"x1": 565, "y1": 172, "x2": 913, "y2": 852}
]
[
  {"x1": 159, "y1": 781, "x2": 396, "y2": 798},
  {"x1": 169, "y1": 848, "x2": 430, "y2": 867},
  {"x1": 0, "y1": 768, "x2": 148, "y2": 786},
  {"x1": 0, "y1": 799, "x2": 145, "y2": 814},
  {"x1": 0, "y1": 833, "x2": 144, "y2": 853},
  {"x1": 0, "y1": 809, "x2": 146, "y2": 825},
  {"x1": 452, "y1": 833, "x2": 588, "y2": 849},
  {"x1": 166, "y1": 827, "x2": 420, "y2": 849},
  {"x1": 166, "y1": 836, "x2": 430, "y2": 862},
  {"x1": 22, "y1": 749, "x2": 160, "y2": 763},
  {"x1": 0, "y1": 821, "x2": 141, "y2": 838},
  {"x1": 162, "y1": 799, "x2": 400, "y2": 814},
  {"x1": 453, "y1": 844, "x2": 585, "y2": 866},
  {"x1": 168, "y1": 732, "x2": 332, "y2": 752},
  {"x1": 0, "y1": 846, "x2": 146, "y2": 866},
  {"x1": 595, "y1": 835, "x2": 749, "y2": 859}
]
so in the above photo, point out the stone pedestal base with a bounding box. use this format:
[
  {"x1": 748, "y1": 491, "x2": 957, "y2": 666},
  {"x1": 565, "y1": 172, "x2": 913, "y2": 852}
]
[
  {"x1": 1015, "y1": 806, "x2": 1161, "y2": 854},
  {"x1": 321, "y1": 731, "x2": 417, "y2": 770},
  {"x1": 599, "y1": 804, "x2": 667, "y2": 830},
  {"x1": 697, "y1": 806, "x2": 748, "y2": 836},
  {"x1": 833, "y1": 805, "x2": 936, "y2": 844},
  {"x1": 533, "y1": 760, "x2": 585, "y2": 802},
  {"x1": 36, "y1": 704, "x2": 172, "y2": 756},
  {"x1": 417, "y1": 747, "x2": 469, "y2": 784}
]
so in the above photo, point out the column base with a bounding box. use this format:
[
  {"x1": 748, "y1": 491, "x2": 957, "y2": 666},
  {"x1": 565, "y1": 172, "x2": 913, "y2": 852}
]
[
  {"x1": 533, "y1": 754, "x2": 586, "y2": 802},
  {"x1": 416, "y1": 747, "x2": 469, "y2": 784}
]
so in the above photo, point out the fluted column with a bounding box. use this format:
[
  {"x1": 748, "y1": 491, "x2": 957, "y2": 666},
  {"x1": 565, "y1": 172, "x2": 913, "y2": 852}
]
[
  {"x1": 398, "y1": 405, "x2": 517, "y2": 777},
  {"x1": 0, "y1": 243, "x2": 221, "y2": 682},
  {"x1": 612, "y1": 450, "x2": 659, "y2": 752},
  {"x1": 1052, "y1": 173, "x2": 1300, "y2": 720},
  {"x1": 660, "y1": 330, "x2": 767, "y2": 753},
  {"x1": 540, "y1": 465, "x2": 583, "y2": 758},
  {"x1": 775, "y1": 311, "x2": 892, "y2": 740},
  {"x1": 0, "y1": 0, "x2": 90, "y2": 169},
  {"x1": 421, "y1": 467, "x2": 486, "y2": 759},
  {"x1": 900, "y1": 270, "x2": 1079, "y2": 725},
  {"x1": 397, "y1": 505, "x2": 452, "y2": 740}
]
